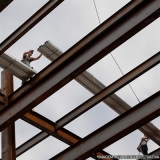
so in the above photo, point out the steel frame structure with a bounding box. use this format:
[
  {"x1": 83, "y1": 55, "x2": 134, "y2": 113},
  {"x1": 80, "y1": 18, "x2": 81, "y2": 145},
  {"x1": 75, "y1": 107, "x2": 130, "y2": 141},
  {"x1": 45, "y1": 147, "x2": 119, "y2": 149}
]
[{"x1": 0, "y1": 0, "x2": 160, "y2": 159}]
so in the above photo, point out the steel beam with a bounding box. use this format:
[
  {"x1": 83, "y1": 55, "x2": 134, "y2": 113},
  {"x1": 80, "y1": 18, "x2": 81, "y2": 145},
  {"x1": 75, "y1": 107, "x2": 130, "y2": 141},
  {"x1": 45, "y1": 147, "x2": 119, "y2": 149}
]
[
  {"x1": 0, "y1": 0, "x2": 13, "y2": 12},
  {"x1": 0, "y1": 131, "x2": 49, "y2": 160},
  {"x1": 0, "y1": 0, "x2": 64, "y2": 54},
  {"x1": 49, "y1": 91, "x2": 160, "y2": 160},
  {"x1": 16, "y1": 131, "x2": 49, "y2": 157},
  {"x1": 21, "y1": 111, "x2": 111, "y2": 159},
  {"x1": 55, "y1": 52, "x2": 160, "y2": 129},
  {"x1": 9, "y1": 0, "x2": 160, "y2": 103},
  {"x1": 39, "y1": 42, "x2": 160, "y2": 145},
  {"x1": 143, "y1": 148, "x2": 160, "y2": 160},
  {"x1": 1, "y1": 0, "x2": 159, "y2": 131},
  {"x1": 149, "y1": 148, "x2": 160, "y2": 156},
  {"x1": 1, "y1": 70, "x2": 16, "y2": 160}
]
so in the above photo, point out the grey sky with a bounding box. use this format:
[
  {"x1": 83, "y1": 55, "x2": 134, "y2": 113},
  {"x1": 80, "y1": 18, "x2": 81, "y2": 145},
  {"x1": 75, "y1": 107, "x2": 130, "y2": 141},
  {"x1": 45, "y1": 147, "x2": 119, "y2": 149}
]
[{"x1": 0, "y1": 0, "x2": 159, "y2": 159}]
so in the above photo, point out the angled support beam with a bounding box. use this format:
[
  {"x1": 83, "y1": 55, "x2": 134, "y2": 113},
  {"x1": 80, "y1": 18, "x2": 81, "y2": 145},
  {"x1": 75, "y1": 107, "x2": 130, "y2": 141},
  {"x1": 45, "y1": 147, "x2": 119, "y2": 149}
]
[
  {"x1": 0, "y1": 0, "x2": 13, "y2": 12},
  {"x1": 21, "y1": 112, "x2": 111, "y2": 159},
  {"x1": 9, "y1": 0, "x2": 160, "y2": 103},
  {"x1": 55, "y1": 52, "x2": 160, "y2": 129},
  {"x1": 1, "y1": 70, "x2": 16, "y2": 160},
  {"x1": 49, "y1": 91, "x2": 160, "y2": 160},
  {"x1": 39, "y1": 42, "x2": 160, "y2": 145},
  {"x1": 0, "y1": 131, "x2": 49, "y2": 160},
  {"x1": 0, "y1": 0, "x2": 64, "y2": 54},
  {"x1": 149, "y1": 148, "x2": 160, "y2": 156},
  {"x1": 2, "y1": 0, "x2": 159, "y2": 131},
  {"x1": 16, "y1": 131, "x2": 49, "y2": 157}
]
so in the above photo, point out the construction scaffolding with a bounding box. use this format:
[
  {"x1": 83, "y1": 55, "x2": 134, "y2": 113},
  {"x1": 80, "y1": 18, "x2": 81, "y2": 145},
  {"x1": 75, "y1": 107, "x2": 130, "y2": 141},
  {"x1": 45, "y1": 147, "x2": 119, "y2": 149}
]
[{"x1": 0, "y1": 0, "x2": 159, "y2": 160}]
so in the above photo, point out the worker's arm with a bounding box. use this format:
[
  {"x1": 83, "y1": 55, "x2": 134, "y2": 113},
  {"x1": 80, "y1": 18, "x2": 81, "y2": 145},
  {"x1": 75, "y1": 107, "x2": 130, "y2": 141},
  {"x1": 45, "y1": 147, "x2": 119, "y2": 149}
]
[
  {"x1": 32, "y1": 53, "x2": 42, "y2": 61},
  {"x1": 23, "y1": 50, "x2": 33, "y2": 56}
]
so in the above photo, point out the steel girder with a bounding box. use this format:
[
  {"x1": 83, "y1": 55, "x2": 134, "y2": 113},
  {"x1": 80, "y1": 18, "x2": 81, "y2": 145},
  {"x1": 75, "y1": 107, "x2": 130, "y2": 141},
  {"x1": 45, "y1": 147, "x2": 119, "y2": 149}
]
[
  {"x1": 0, "y1": 0, "x2": 64, "y2": 54},
  {"x1": 38, "y1": 41, "x2": 160, "y2": 145},
  {"x1": 0, "y1": 0, "x2": 13, "y2": 12},
  {"x1": 21, "y1": 111, "x2": 111, "y2": 159},
  {"x1": 55, "y1": 52, "x2": 160, "y2": 129},
  {"x1": 49, "y1": 91, "x2": 160, "y2": 160},
  {"x1": 0, "y1": 0, "x2": 159, "y2": 131}
]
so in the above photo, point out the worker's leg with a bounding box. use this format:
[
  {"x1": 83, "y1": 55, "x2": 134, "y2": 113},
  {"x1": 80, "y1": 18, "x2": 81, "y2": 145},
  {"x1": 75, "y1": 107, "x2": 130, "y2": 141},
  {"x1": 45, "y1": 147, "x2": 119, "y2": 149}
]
[{"x1": 141, "y1": 145, "x2": 148, "y2": 155}]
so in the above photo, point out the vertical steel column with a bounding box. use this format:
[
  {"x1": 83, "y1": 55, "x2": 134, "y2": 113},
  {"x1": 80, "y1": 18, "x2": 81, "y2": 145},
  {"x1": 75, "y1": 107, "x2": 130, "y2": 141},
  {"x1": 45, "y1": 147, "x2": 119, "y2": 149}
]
[{"x1": 1, "y1": 70, "x2": 15, "y2": 160}]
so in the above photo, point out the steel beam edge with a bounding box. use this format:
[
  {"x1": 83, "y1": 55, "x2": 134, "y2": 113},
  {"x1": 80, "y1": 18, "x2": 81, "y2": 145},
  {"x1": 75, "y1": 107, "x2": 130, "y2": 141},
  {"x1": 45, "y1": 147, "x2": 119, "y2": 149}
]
[
  {"x1": 0, "y1": 0, "x2": 64, "y2": 54},
  {"x1": 1, "y1": 0, "x2": 159, "y2": 131},
  {"x1": 55, "y1": 52, "x2": 160, "y2": 129},
  {"x1": 38, "y1": 41, "x2": 160, "y2": 145},
  {"x1": 0, "y1": 0, "x2": 13, "y2": 12},
  {"x1": 21, "y1": 111, "x2": 112, "y2": 160},
  {"x1": 49, "y1": 91, "x2": 160, "y2": 160}
]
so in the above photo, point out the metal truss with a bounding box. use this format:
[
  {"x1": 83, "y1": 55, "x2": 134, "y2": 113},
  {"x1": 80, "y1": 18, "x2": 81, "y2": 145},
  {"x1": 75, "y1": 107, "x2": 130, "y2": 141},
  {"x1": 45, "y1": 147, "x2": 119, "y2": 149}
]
[{"x1": 0, "y1": 0, "x2": 160, "y2": 159}]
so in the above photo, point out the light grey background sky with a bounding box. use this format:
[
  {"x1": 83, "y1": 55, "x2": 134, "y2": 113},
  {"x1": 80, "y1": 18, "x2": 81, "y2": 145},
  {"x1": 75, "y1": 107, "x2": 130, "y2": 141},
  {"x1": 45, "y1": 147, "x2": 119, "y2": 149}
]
[{"x1": 0, "y1": 0, "x2": 160, "y2": 159}]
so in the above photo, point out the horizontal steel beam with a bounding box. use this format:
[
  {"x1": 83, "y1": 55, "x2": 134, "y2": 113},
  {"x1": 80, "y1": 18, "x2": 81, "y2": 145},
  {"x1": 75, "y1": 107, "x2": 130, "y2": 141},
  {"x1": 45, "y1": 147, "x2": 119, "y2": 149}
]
[
  {"x1": 21, "y1": 111, "x2": 110, "y2": 159},
  {"x1": 49, "y1": 91, "x2": 160, "y2": 160},
  {"x1": 2, "y1": 0, "x2": 159, "y2": 132},
  {"x1": 55, "y1": 52, "x2": 160, "y2": 129},
  {"x1": 0, "y1": 0, "x2": 64, "y2": 54}
]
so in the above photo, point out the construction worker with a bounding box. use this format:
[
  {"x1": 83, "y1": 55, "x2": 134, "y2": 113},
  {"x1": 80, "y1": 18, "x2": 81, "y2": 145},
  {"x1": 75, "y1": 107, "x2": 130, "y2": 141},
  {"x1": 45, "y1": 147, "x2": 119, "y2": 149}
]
[
  {"x1": 138, "y1": 135, "x2": 150, "y2": 155},
  {"x1": 21, "y1": 50, "x2": 42, "y2": 68}
]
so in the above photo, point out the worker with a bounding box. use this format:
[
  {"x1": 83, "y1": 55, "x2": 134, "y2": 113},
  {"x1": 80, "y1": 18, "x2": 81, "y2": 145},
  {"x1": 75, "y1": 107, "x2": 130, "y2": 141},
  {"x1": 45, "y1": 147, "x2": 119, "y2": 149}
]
[
  {"x1": 138, "y1": 135, "x2": 149, "y2": 155},
  {"x1": 21, "y1": 50, "x2": 42, "y2": 68}
]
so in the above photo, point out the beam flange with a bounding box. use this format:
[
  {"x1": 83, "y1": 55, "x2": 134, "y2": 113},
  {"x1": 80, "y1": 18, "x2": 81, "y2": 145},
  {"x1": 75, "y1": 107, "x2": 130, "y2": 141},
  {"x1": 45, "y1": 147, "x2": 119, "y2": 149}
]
[
  {"x1": 21, "y1": 112, "x2": 111, "y2": 159},
  {"x1": 55, "y1": 52, "x2": 160, "y2": 129},
  {"x1": 0, "y1": 0, "x2": 13, "y2": 12},
  {"x1": 49, "y1": 91, "x2": 160, "y2": 160},
  {"x1": 0, "y1": 0, "x2": 64, "y2": 54},
  {"x1": 1, "y1": 0, "x2": 159, "y2": 131},
  {"x1": 38, "y1": 41, "x2": 160, "y2": 145}
]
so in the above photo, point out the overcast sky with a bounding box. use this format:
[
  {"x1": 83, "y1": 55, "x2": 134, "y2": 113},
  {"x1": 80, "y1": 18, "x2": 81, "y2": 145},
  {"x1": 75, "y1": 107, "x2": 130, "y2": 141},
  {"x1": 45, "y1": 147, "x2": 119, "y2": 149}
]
[{"x1": 0, "y1": 0, "x2": 160, "y2": 160}]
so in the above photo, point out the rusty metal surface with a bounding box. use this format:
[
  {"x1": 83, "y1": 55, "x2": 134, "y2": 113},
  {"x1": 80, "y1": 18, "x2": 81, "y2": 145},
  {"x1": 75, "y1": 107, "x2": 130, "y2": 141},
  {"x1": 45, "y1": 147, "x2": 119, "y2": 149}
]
[
  {"x1": 1, "y1": 70, "x2": 16, "y2": 160},
  {"x1": 55, "y1": 52, "x2": 160, "y2": 129},
  {"x1": 0, "y1": 0, "x2": 159, "y2": 132},
  {"x1": 39, "y1": 41, "x2": 160, "y2": 145},
  {"x1": 16, "y1": 131, "x2": 49, "y2": 157},
  {"x1": 49, "y1": 91, "x2": 160, "y2": 160},
  {"x1": 9, "y1": 0, "x2": 160, "y2": 103},
  {"x1": 21, "y1": 111, "x2": 110, "y2": 159},
  {"x1": 0, "y1": 0, "x2": 64, "y2": 54},
  {"x1": 0, "y1": 0, "x2": 13, "y2": 12}
]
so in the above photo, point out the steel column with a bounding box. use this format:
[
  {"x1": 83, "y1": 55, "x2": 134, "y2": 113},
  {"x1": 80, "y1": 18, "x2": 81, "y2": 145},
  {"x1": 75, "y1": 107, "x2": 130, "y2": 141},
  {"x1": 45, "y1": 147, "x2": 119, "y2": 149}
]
[
  {"x1": 0, "y1": 0, "x2": 159, "y2": 131},
  {"x1": 0, "y1": 0, "x2": 64, "y2": 54},
  {"x1": 1, "y1": 70, "x2": 15, "y2": 160},
  {"x1": 55, "y1": 52, "x2": 160, "y2": 129},
  {"x1": 49, "y1": 91, "x2": 160, "y2": 160}
]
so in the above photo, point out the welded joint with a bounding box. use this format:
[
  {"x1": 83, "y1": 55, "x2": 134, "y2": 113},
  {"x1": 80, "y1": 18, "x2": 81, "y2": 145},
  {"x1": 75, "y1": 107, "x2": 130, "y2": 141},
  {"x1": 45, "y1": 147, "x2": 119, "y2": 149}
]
[{"x1": 0, "y1": 92, "x2": 6, "y2": 105}]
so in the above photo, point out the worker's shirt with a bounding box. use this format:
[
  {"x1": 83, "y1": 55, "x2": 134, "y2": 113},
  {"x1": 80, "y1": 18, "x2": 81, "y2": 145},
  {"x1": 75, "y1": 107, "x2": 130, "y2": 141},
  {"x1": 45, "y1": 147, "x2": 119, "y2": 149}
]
[
  {"x1": 140, "y1": 138, "x2": 149, "y2": 145},
  {"x1": 21, "y1": 55, "x2": 34, "y2": 67}
]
